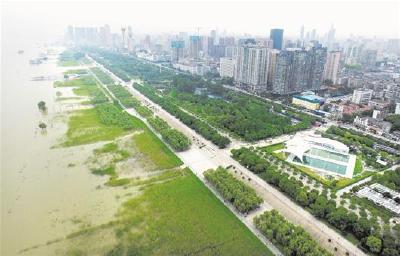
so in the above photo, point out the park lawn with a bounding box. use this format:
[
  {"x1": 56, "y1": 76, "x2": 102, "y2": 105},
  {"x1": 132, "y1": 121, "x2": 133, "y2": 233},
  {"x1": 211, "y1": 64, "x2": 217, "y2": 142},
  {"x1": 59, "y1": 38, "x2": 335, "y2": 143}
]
[
  {"x1": 113, "y1": 168, "x2": 272, "y2": 256},
  {"x1": 90, "y1": 67, "x2": 114, "y2": 85},
  {"x1": 58, "y1": 59, "x2": 80, "y2": 67},
  {"x1": 61, "y1": 108, "x2": 130, "y2": 147},
  {"x1": 263, "y1": 142, "x2": 285, "y2": 153},
  {"x1": 353, "y1": 155, "x2": 363, "y2": 176},
  {"x1": 63, "y1": 69, "x2": 88, "y2": 75},
  {"x1": 132, "y1": 129, "x2": 182, "y2": 170}
]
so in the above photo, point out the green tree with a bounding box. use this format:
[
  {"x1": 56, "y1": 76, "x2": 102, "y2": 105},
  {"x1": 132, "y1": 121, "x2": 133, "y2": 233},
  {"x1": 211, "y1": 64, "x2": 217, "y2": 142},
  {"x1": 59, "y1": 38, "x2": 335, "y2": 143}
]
[
  {"x1": 37, "y1": 101, "x2": 47, "y2": 111},
  {"x1": 365, "y1": 235, "x2": 382, "y2": 254},
  {"x1": 38, "y1": 122, "x2": 47, "y2": 130}
]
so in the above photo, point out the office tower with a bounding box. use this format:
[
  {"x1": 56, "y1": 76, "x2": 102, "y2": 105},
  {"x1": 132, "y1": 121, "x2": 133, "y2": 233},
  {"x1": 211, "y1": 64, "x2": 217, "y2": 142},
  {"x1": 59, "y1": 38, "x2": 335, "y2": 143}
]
[
  {"x1": 144, "y1": 35, "x2": 151, "y2": 50},
  {"x1": 323, "y1": 51, "x2": 341, "y2": 84},
  {"x1": 219, "y1": 58, "x2": 236, "y2": 78},
  {"x1": 270, "y1": 29, "x2": 284, "y2": 50},
  {"x1": 300, "y1": 25, "x2": 305, "y2": 41},
  {"x1": 234, "y1": 44, "x2": 269, "y2": 91},
  {"x1": 121, "y1": 27, "x2": 126, "y2": 48},
  {"x1": 127, "y1": 26, "x2": 134, "y2": 51},
  {"x1": 171, "y1": 40, "x2": 185, "y2": 63},
  {"x1": 327, "y1": 25, "x2": 336, "y2": 49},
  {"x1": 99, "y1": 24, "x2": 112, "y2": 47},
  {"x1": 219, "y1": 36, "x2": 235, "y2": 46},
  {"x1": 189, "y1": 35, "x2": 202, "y2": 60},
  {"x1": 352, "y1": 89, "x2": 373, "y2": 104},
  {"x1": 311, "y1": 29, "x2": 317, "y2": 40}
]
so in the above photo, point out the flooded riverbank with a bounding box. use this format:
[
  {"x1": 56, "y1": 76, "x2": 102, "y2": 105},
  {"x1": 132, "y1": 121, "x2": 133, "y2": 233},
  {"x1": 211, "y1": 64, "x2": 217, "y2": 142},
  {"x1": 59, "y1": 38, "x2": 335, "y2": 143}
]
[{"x1": 1, "y1": 44, "x2": 141, "y2": 255}]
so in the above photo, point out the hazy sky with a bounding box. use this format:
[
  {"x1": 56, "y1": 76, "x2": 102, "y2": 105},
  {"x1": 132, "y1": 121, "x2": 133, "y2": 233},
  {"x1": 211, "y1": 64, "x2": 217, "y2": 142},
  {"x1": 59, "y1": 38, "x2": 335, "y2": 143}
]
[{"x1": 2, "y1": 0, "x2": 400, "y2": 42}]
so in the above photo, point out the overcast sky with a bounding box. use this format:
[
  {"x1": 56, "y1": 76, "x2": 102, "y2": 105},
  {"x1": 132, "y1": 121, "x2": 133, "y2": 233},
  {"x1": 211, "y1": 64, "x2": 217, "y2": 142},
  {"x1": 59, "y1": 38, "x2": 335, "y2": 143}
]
[{"x1": 2, "y1": 0, "x2": 400, "y2": 42}]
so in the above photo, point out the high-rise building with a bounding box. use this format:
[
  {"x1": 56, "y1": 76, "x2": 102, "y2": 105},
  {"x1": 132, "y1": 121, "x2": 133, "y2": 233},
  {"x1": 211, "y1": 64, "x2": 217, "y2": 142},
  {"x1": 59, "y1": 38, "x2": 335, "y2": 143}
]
[
  {"x1": 272, "y1": 45, "x2": 327, "y2": 94},
  {"x1": 352, "y1": 89, "x2": 373, "y2": 104},
  {"x1": 270, "y1": 29, "x2": 284, "y2": 50},
  {"x1": 219, "y1": 58, "x2": 236, "y2": 78},
  {"x1": 300, "y1": 25, "x2": 305, "y2": 41},
  {"x1": 225, "y1": 46, "x2": 238, "y2": 58},
  {"x1": 323, "y1": 51, "x2": 341, "y2": 84},
  {"x1": 267, "y1": 49, "x2": 280, "y2": 88},
  {"x1": 395, "y1": 103, "x2": 400, "y2": 114},
  {"x1": 171, "y1": 40, "x2": 185, "y2": 63},
  {"x1": 307, "y1": 44, "x2": 327, "y2": 90},
  {"x1": 359, "y1": 49, "x2": 377, "y2": 68},
  {"x1": 189, "y1": 35, "x2": 202, "y2": 60},
  {"x1": 234, "y1": 44, "x2": 269, "y2": 91},
  {"x1": 326, "y1": 25, "x2": 336, "y2": 49}
]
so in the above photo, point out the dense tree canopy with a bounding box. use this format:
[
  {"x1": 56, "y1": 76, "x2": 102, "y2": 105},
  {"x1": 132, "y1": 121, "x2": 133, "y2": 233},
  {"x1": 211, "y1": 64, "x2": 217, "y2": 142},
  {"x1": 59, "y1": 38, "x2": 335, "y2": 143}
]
[
  {"x1": 254, "y1": 210, "x2": 332, "y2": 256},
  {"x1": 204, "y1": 167, "x2": 262, "y2": 213}
]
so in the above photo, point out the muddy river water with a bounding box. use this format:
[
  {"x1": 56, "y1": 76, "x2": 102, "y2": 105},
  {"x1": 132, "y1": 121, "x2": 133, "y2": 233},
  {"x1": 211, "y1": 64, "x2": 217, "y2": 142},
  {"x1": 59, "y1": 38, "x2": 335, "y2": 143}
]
[{"x1": 1, "y1": 42, "x2": 139, "y2": 255}]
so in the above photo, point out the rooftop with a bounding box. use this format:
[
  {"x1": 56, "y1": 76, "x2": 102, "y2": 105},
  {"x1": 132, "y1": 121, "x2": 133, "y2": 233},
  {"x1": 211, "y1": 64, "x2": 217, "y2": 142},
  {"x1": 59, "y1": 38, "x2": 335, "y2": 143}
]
[{"x1": 293, "y1": 94, "x2": 324, "y2": 104}]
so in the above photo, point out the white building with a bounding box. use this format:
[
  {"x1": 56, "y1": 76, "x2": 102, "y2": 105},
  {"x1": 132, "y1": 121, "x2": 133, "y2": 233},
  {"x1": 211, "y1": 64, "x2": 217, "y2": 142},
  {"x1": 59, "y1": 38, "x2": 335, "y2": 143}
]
[
  {"x1": 284, "y1": 131, "x2": 356, "y2": 178},
  {"x1": 234, "y1": 44, "x2": 269, "y2": 91},
  {"x1": 395, "y1": 102, "x2": 400, "y2": 114},
  {"x1": 219, "y1": 57, "x2": 235, "y2": 78},
  {"x1": 323, "y1": 51, "x2": 341, "y2": 84},
  {"x1": 352, "y1": 89, "x2": 373, "y2": 104}
]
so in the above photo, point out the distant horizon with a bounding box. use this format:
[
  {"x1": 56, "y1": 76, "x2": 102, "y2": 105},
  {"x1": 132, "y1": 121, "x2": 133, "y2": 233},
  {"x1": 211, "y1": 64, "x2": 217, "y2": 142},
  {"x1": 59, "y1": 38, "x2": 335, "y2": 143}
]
[{"x1": 2, "y1": 0, "x2": 400, "y2": 44}]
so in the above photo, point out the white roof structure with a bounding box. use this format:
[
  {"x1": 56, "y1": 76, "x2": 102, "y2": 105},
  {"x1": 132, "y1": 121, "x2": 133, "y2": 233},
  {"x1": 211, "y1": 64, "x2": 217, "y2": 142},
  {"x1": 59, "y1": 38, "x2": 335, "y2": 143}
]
[{"x1": 284, "y1": 131, "x2": 356, "y2": 178}]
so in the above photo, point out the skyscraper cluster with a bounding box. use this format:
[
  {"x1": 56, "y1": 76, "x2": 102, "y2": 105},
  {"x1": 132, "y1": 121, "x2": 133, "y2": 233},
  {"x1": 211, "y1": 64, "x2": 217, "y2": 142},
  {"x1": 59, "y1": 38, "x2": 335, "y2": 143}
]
[{"x1": 231, "y1": 29, "x2": 327, "y2": 94}]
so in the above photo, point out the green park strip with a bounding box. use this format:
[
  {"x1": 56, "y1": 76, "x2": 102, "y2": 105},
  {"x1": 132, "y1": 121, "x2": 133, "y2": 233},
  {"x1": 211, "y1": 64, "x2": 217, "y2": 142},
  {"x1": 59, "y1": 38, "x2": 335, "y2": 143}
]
[
  {"x1": 90, "y1": 67, "x2": 114, "y2": 85},
  {"x1": 105, "y1": 168, "x2": 272, "y2": 256}
]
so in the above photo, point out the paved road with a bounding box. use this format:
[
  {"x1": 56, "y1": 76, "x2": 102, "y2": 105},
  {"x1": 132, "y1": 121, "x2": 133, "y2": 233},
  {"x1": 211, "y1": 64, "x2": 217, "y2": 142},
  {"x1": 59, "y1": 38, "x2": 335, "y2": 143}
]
[{"x1": 89, "y1": 56, "x2": 366, "y2": 256}]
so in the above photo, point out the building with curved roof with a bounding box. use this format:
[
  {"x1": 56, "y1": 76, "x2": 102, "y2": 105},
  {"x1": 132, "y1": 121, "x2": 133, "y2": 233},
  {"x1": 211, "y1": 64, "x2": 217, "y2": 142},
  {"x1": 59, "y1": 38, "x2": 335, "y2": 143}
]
[{"x1": 284, "y1": 131, "x2": 356, "y2": 178}]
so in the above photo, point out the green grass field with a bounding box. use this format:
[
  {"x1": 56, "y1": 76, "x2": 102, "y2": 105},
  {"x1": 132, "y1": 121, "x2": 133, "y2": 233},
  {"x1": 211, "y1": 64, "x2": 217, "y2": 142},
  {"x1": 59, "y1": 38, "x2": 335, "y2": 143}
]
[
  {"x1": 132, "y1": 130, "x2": 182, "y2": 169},
  {"x1": 263, "y1": 142, "x2": 285, "y2": 153},
  {"x1": 61, "y1": 108, "x2": 130, "y2": 147},
  {"x1": 58, "y1": 60, "x2": 80, "y2": 66},
  {"x1": 110, "y1": 168, "x2": 272, "y2": 256}
]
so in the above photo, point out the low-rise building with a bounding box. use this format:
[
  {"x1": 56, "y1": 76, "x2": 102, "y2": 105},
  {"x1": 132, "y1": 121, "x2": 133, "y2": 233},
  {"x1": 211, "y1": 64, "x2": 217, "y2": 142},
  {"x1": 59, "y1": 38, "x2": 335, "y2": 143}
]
[
  {"x1": 353, "y1": 116, "x2": 392, "y2": 135},
  {"x1": 284, "y1": 131, "x2": 356, "y2": 178},
  {"x1": 219, "y1": 57, "x2": 235, "y2": 78},
  {"x1": 292, "y1": 93, "x2": 324, "y2": 110},
  {"x1": 356, "y1": 183, "x2": 400, "y2": 215},
  {"x1": 352, "y1": 89, "x2": 373, "y2": 104}
]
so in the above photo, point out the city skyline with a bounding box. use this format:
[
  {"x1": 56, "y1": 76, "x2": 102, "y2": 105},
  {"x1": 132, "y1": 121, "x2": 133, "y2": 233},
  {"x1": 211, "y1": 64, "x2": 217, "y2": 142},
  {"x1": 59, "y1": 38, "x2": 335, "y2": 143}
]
[{"x1": 3, "y1": 0, "x2": 400, "y2": 44}]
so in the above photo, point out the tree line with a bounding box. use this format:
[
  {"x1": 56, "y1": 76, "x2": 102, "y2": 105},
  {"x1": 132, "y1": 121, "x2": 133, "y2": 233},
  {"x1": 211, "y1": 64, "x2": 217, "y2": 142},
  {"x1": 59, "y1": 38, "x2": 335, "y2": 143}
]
[
  {"x1": 204, "y1": 167, "x2": 262, "y2": 214},
  {"x1": 254, "y1": 210, "x2": 332, "y2": 256},
  {"x1": 231, "y1": 147, "x2": 399, "y2": 255},
  {"x1": 148, "y1": 116, "x2": 191, "y2": 152}
]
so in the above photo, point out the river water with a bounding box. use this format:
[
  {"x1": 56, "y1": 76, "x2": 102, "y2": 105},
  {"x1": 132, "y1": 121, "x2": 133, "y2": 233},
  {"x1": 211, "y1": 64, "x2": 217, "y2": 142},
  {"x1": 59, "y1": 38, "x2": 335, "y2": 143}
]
[{"x1": 1, "y1": 39, "x2": 133, "y2": 255}]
